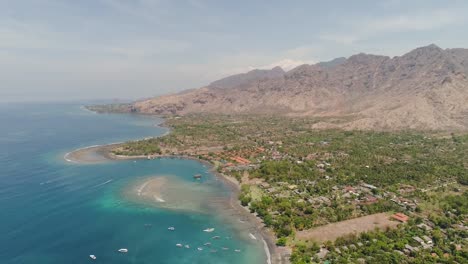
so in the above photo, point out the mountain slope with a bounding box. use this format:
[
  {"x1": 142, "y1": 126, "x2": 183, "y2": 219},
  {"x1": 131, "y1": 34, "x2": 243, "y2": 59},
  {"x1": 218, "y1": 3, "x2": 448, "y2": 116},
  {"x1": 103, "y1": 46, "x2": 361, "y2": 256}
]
[
  {"x1": 208, "y1": 66, "x2": 285, "y2": 89},
  {"x1": 133, "y1": 44, "x2": 468, "y2": 131}
]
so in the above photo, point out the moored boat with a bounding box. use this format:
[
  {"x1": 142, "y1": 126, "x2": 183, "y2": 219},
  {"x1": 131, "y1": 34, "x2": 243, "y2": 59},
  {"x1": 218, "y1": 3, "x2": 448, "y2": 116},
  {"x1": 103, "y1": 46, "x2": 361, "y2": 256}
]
[
  {"x1": 89, "y1": 255, "x2": 96, "y2": 260},
  {"x1": 118, "y1": 248, "x2": 128, "y2": 253}
]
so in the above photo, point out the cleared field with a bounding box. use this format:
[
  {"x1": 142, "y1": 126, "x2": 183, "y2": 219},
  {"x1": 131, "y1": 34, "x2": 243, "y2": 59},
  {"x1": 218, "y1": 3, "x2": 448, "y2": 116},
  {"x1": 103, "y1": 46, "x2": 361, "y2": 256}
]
[{"x1": 296, "y1": 212, "x2": 400, "y2": 243}]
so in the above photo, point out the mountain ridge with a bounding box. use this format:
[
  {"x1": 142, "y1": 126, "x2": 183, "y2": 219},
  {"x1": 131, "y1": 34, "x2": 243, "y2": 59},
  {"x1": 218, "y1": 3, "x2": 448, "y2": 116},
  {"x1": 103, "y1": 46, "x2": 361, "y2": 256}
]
[{"x1": 132, "y1": 44, "x2": 468, "y2": 131}]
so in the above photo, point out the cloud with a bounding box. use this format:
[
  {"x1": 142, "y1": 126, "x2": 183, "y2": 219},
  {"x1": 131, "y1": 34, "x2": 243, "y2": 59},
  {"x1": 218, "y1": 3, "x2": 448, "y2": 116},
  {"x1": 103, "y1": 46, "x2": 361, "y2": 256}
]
[
  {"x1": 320, "y1": 7, "x2": 466, "y2": 45},
  {"x1": 100, "y1": 0, "x2": 173, "y2": 24},
  {"x1": 208, "y1": 47, "x2": 317, "y2": 78},
  {"x1": 364, "y1": 9, "x2": 464, "y2": 33},
  {"x1": 319, "y1": 34, "x2": 359, "y2": 45},
  {"x1": 187, "y1": 0, "x2": 207, "y2": 9},
  {"x1": 0, "y1": 19, "x2": 61, "y2": 49},
  {"x1": 257, "y1": 59, "x2": 312, "y2": 71},
  {"x1": 0, "y1": 16, "x2": 191, "y2": 59},
  {"x1": 3, "y1": 1, "x2": 468, "y2": 102},
  {"x1": 283, "y1": 45, "x2": 319, "y2": 58},
  {"x1": 213, "y1": 58, "x2": 314, "y2": 79}
]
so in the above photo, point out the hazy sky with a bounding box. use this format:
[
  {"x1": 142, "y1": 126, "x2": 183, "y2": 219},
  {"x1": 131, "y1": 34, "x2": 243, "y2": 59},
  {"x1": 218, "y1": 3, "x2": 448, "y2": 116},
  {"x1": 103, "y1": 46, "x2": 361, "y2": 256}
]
[{"x1": 1, "y1": 0, "x2": 468, "y2": 102}]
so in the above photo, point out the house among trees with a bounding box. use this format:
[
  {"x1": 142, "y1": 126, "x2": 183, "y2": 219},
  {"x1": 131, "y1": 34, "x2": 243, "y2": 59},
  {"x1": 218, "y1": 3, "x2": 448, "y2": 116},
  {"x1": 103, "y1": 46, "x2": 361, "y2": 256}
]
[
  {"x1": 413, "y1": 236, "x2": 425, "y2": 245},
  {"x1": 230, "y1": 156, "x2": 251, "y2": 164},
  {"x1": 417, "y1": 223, "x2": 433, "y2": 231},
  {"x1": 391, "y1": 213, "x2": 409, "y2": 223},
  {"x1": 422, "y1": 235, "x2": 433, "y2": 244},
  {"x1": 316, "y1": 248, "x2": 329, "y2": 259},
  {"x1": 360, "y1": 195, "x2": 378, "y2": 204},
  {"x1": 361, "y1": 183, "x2": 378, "y2": 190},
  {"x1": 344, "y1": 186, "x2": 356, "y2": 194}
]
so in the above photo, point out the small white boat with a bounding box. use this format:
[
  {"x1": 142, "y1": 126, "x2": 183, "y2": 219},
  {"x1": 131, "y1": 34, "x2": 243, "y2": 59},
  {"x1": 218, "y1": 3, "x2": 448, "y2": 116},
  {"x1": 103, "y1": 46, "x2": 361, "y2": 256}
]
[
  {"x1": 176, "y1": 243, "x2": 183, "y2": 247},
  {"x1": 89, "y1": 255, "x2": 96, "y2": 260},
  {"x1": 212, "y1": 236, "x2": 220, "y2": 239},
  {"x1": 203, "y1": 228, "x2": 215, "y2": 232},
  {"x1": 185, "y1": 245, "x2": 190, "y2": 249},
  {"x1": 204, "y1": 242, "x2": 211, "y2": 246},
  {"x1": 118, "y1": 248, "x2": 128, "y2": 253},
  {"x1": 197, "y1": 247, "x2": 203, "y2": 251},
  {"x1": 222, "y1": 247, "x2": 229, "y2": 250},
  {"x1": 249, "y1": 233, "x2": 257, "y2": 240},
  {"x1": 234, "y1": 249, "x2": 241, "y2": 252},
  {"x1": 168, "y1": 227, "x2": 175, "y2": 231}
]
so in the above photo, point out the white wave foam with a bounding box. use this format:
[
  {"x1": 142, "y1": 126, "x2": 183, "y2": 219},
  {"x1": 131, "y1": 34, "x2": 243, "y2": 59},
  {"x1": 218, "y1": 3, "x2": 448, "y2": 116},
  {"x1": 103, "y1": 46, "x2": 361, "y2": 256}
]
[
  {"x1": 137, "y1": 180, "x2": 151, "y2": 196},
  {"x1": 262, "y1": 238, "x2": 271, "y2": 264}
]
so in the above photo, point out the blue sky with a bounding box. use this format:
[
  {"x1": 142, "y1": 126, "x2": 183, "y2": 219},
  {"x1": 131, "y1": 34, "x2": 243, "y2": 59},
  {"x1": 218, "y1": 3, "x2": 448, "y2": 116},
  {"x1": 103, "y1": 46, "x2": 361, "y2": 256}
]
[{"x1": 1, "y1": 0, "x2": 468, "y2": 102}]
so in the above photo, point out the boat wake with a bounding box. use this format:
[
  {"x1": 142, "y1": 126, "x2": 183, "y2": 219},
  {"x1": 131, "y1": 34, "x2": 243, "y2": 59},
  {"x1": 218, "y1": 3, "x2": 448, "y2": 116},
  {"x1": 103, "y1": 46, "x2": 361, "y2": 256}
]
[{"x1": 93, "y1": 179, "x2": 113, "y2": 188}]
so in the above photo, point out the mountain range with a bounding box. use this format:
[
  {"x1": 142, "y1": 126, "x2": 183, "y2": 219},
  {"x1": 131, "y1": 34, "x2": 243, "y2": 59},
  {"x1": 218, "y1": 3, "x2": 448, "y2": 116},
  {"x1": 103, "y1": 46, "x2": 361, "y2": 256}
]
[{"x1": 130, "y1": 44, "x2": 468, "y2": 131}]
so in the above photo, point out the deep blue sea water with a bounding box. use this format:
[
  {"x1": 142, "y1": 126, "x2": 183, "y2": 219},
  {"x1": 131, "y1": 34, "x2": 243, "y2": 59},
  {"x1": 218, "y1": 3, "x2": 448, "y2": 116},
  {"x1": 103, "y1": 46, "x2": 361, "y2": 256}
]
[{"x1": 0, "y1": 103, "x2": 265, "y2": 264}]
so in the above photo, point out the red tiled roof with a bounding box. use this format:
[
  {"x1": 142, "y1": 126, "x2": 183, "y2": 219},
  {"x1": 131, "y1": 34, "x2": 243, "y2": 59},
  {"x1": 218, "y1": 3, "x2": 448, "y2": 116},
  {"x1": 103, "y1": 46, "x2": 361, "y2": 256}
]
[
  {"x1": 391, "y1": 213, "x2": 409, "y2": 222},
  {"x1": 230, "y1": 156, "x2": 251, "y2": 164}
]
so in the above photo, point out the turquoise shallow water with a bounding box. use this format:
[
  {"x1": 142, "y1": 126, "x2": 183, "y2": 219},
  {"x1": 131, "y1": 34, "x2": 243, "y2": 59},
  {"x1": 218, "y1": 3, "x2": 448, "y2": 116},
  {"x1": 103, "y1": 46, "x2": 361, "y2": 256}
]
[{"x1": 0, "y1": 103, "x2": 265, "y2": 264}]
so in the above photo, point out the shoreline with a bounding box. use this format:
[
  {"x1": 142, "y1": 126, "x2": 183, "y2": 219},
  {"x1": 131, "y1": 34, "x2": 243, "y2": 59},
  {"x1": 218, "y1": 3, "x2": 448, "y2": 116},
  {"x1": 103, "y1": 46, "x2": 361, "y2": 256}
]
[
  {"x1": 65, "y1": 141, "x2": 287, "y2": 264},
  {"x1": 63, "y1": 122, "x2": 170, "y2": 163},
  {"x1": 64, "y1": 143, "x2": 122, "y2": 163}
]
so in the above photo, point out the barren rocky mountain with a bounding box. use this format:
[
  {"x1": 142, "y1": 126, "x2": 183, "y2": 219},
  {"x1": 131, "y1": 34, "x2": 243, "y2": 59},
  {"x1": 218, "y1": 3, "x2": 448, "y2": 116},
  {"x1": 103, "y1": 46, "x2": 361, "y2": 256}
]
[
  {"x1": 133, "y1": 44, "x2": 468, "y2": 131},
  {"x1": 208, "y1": 66, "x2": 285, "y2": 89}
]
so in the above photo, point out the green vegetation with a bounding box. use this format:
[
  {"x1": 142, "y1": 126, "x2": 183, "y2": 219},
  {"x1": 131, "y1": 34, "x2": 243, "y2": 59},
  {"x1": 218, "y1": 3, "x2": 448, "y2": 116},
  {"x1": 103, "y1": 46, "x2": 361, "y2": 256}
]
[
  {"x1": 113, "y1": 138, "x2": 162, "y2": 156},
  {"x1": 85, "y1": 103, "x2": 134, "y2": 113},
  {"x1": 111, "y1": 114, "x2": 468, "y2": 263},
  {"x1": 301, "y1": 192, "x2": 468, "y2": 264}
]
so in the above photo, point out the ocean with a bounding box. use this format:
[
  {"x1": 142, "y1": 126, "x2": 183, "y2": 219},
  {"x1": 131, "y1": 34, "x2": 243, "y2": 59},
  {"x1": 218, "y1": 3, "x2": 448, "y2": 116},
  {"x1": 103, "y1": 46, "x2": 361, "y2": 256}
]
[{"x1": 0, "y1": 102, "x2": 266, "y2": 264}]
